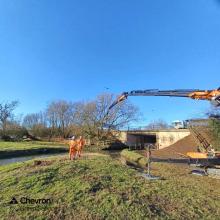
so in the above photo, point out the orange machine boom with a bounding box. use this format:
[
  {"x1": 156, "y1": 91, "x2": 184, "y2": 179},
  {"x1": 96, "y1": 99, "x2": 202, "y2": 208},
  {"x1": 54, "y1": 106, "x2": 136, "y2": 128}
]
[{"x1": 109, "y1": 88, "x2": 220, "y2": 110}]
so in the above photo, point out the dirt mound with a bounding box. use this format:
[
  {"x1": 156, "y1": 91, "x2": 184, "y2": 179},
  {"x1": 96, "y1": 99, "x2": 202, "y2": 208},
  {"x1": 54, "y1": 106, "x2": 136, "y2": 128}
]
[{"x1": 152, "y1": 135, "x2": 198, "y2": 159}]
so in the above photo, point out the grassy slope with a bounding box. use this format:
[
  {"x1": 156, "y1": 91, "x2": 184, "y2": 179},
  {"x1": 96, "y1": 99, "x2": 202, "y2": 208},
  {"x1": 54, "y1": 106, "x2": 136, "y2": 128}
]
[{"x1": 0, "y1": 155, "x2": 220, "y2": 220}]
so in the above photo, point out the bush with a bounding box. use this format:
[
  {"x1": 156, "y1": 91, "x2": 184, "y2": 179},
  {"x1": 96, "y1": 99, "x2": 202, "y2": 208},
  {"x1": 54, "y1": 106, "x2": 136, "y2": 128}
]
[
  {"x1": 0, "y1": 135, "x2": 12, "y2": 141},
  {"x1": 0, "y1": 127, "x2": 28, "y2": 141},
  {"x1": 209, "y1": 119, "x2": 220, "y2": 150}
]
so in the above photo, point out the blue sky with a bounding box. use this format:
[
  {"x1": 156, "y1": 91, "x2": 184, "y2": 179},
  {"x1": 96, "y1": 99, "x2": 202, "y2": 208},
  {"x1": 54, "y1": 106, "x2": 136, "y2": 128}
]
[{"x1": 0, "y1": 0, "x2": 220, "y2": 125}]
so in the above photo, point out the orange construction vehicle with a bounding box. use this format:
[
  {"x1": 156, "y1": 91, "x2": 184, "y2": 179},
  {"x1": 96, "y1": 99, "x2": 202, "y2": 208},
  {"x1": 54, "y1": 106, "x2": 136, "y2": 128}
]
[{"x1": 108, "y1": 87, "x2": 220, "y2": 164}]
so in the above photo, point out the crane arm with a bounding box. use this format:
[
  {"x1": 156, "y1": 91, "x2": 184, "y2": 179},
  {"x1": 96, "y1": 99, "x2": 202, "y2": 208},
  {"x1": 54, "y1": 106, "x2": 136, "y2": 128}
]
[{"x1": 109, "y1": 88, "x2": 220, "y2": 110}]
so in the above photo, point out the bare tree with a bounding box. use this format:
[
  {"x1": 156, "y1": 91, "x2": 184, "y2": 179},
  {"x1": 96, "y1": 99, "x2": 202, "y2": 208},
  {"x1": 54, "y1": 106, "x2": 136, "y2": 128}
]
[
  {"x1": 206, "y1": 107, "x2": 220, "y2": 120},
  {"x1": 46, "y1": 100, "x2": 78, "y2": 138},
  {"x1": 22, "y1": 112, "x2": 48, "y2": 138},
  {"x1": 0, "y1": 101, "x2": 19, "y2": 133},
  {"x1": 18, "y1": 94, "x2": 139, "y2": 141},
  {"x1": 77, "y1": 93, "x2": 140, "y2": 142},
  {"x1": 23, "y1": 112, "x2": 46, "y2": 129},
  {"x1": 145, "y1": 119, "x2": 169, "y2": 130}
]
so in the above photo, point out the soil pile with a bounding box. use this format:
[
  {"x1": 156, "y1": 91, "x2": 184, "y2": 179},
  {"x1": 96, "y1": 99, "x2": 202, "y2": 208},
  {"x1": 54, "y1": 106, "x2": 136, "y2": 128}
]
[{"x1": 152, "y1": 135, "x2": 198, "y2": 159}]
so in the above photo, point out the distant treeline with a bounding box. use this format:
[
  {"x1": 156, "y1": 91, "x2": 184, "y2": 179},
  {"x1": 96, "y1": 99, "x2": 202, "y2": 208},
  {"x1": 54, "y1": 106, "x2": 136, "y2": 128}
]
[{"x1": 0, "y1": 93, "x2": 139, "y2": 142}]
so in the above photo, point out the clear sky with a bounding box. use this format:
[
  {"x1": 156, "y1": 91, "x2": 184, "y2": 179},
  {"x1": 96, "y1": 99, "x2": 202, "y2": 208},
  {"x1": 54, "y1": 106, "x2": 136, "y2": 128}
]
[{"x1": 0, "y1": 0, "x2": 220, "y2": 125}]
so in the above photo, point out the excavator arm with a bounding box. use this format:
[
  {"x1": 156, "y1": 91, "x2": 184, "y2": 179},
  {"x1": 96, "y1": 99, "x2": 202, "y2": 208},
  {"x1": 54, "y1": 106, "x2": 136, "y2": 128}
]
[{"x1": 109, "y1": 88, "x2": 220, "y2": 110}]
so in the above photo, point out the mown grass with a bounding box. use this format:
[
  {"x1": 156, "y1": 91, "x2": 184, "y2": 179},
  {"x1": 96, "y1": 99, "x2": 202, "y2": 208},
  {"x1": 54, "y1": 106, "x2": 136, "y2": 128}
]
[
  {"x1": 0, "y1": 155, "x2": 220, "y2": 220},
  {"x1": 0, "y1": 141, "x2": 69, "y2": 159},
  {"x1": 0, "y1": 141, "x2": 67, "y2": 151},
  {"x1": 0, "y1": 141, "x2": 98, "y2": 155}
]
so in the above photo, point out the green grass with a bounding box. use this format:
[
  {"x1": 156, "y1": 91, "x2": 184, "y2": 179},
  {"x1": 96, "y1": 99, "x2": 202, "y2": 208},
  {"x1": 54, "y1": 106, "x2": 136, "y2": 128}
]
[
  {"x1": 0, "y1": 141, "x2": 69, "y2": 159},
  {"x1": 0, "y1": 155, "x2": 220, "y2": 220},
  {"x1": 0, "y1": 141, "x2": 67, "y2": 151},
  {"x1": 0, "y1": 141, "x2": 99, "y2": 154}
]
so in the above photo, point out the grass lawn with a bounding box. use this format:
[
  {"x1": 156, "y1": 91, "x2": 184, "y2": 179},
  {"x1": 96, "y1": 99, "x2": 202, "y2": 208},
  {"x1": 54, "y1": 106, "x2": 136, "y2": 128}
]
[
  {"x1": 0, "y1": 154, "x2": 220, "y2": 219},
  {"x1": 0, "y1": 141, "x2": 67, "y2": 151},
  {"x1": 0, "y1": 141, "x2": 69, "y2": 159},
  {"x1": 0, "y1": 141, "x2": 99, "y2": 155}
]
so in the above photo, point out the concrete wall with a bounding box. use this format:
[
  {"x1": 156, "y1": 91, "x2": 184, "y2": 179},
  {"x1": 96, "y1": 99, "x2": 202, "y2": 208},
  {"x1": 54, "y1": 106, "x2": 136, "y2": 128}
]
[
  {"x1": 115, "y1": 132, "x2": 144, "y2": 146},
  {"x1": 117, "y1": 129, "x2": 190, "y2": 149},
  {"x1": 156, "y1": 130, "x2": 190, "y2": 149}
]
